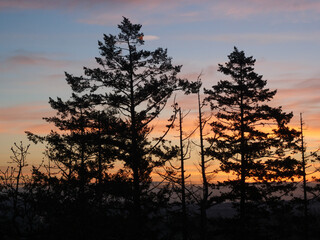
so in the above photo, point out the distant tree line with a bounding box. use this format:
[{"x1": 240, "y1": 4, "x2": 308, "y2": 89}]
[{"x1": 1, "y1": 17, "x2": 320, "y2": 240}]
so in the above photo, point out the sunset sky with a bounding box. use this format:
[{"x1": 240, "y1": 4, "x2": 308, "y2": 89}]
[{"x1": 1, "y1": 0, "x2": 320, "y2": 181}]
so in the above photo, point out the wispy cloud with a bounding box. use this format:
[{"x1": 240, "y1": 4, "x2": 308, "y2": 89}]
[
  {"x1": 212, "y1": 0, "x2": 320, "y2": 19},
  {"x1": 6, "y1": 55, "x2": 66, "y2": 67},
  {"x1": 0, "y1": 0, "x2": 181, "y2": 11},
  {"x1": 79, "y1": 0, "x2": 320, "y2": 25},
  {"x1": 0, "y1": 52, "x2": 71, "y2": 72},
  {"x1": 143, "y1": 35, "x2": 159, "y2": 41},
  {"x1": 0, "y1": 104, "x2": 52, "y2": 121},
  {"x1": 77, "y1": 13, "x2": 124, "y2": 26},
  {"x1": 271, "y1": 78, "x2": 320, "y2": 124},
  {"x1": 3, "y1": 0, "x2": 319, "y2": 25},
  {"x1": 295, "y1": 78, "x2": 320, "y2": 89},
  {"x1": 0, "y1": 103, "x2": 54, "y2": 134},
  {"x1": 0, "y1": 0, "x2": 117, "y2": 10},
  {"x1": 178, "y1": 11, "x2": 200, "y2": 18},
  {"x1": 178, "y1": 32, "x2": 320, "y2": 44}
]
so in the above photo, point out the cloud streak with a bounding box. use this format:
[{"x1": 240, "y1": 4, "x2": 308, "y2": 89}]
[
  {"x1": 178, "y1": 32, "x2": 320, "y2": 44},
  {"x1": 0, "y1": 103, "x2": 54, "y2": 134},
  {"x1": 6, "y1": 55, "x2": 66, "y2": 67},
  {"x1": 2, "y1": 0, "x2": 320, "y2": 25},
  {"x1": 0, "y1": 52, "x2": 72, "y2": 72},
  {"x1": 143, "y1": 35, "x2": 159, "y2": 41},
  {"x1": 212, "y1": 0, "x2": 320, "y2": 19}
]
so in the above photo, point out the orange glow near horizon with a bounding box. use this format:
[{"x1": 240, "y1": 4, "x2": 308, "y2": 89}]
[{"x1": 2, "y1": 105, "x2": 320, "y2": 183}]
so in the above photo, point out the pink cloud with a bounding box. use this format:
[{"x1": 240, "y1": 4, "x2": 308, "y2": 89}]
[
  {"x1": 8, "y1": 55, "x2": 65, "y2": 66},
  {"x1": 2, "y1": 0, "x2": 320, "y2": 25},
  {"x1": 180, "y1": 65, "x2": 218, "y2": 82},
  {"x1": 272, "y1": 86, "x2": 320, "y2": 113},
  {"x1": 0, "y1": 0, "x2": 122, "y2": 10},
  {"x1": 248, "y1": 0, "x2": 320, "y2": 13},
  {"x1": 0, "y1": 53, "x2": 72, "y2": 72},
  {"x1": 295, "y1": 78, "x2": 320, "y2": 89},
  {"x1": 17, "y1": 74, "x2": 68, "y2": 90},
  {"x1": 213, "y1": 0, "x2": 320, "y2": 19},
  {"x1": 178, "y1": 32, "x2": 320, "y2": 44},
  {"x1": 77, "y1": 13, "x2": 124, "y2": 26},
  {"x1": 0, "y1": 103, "x2": 54, "y2": 134},
  {"x1": 88, "y1": 0, "x2": 320, "y2": 25},
  {"x1": 179, "y1": 11, "x2": 200, "y2": 18},
  {"x1": 275, "y1": 78, "x2": 320, "y2": 100},
  {"x1": 24, "y1": 123, "x2": 58, "y2": 135},
  {"x1": 0, "y1": 104, "x2": 52, "y2": 121},
  {"x1": 143, "y1": 35, "x2": 159, "y2": 41},
  {"x1": 0, "y1": 0, "x2": 176, "y2": 11}
]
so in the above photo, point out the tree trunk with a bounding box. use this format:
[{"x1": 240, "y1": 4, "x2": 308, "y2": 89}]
[
  {"x1": 179, "y1": 108, "x2": 188, "y2": 240},
  {"x1": 240, "y1": 73, "x2": 246, "y2": 222},
  {"x1": 198, "y1": 89, "x2": 208, "y2": 240},
  {"x1": 128, "y1": 41, "x2": 141, "y2": 238},
  {"x1": 300, "y1": 113, "x2": 309, "y2": 240}
]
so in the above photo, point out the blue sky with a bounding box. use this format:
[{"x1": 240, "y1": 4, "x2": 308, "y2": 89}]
[{"x1": 1, "y1": 0, "x2": 320, "y2": 179}]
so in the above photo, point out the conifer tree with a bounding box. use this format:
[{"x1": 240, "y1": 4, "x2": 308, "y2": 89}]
[
  {"x1": 26, "y1": 93, "x2": 119, "y2": 239},
  {"x1": 205, "y1": 47, "x2": 301, "y2": 225},
  {"x1": 57, "y1": 17, "x2": 194, "y2": 238},
  {"x1": 27, "y1": 94, "x2": 116, "y2": 186}
]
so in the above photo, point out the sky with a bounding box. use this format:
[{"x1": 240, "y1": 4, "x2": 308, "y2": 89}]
[{"x1": 1, "y1": 0, "x2": 320, "y2": 181}]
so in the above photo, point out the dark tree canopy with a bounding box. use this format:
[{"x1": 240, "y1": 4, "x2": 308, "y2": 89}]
[
  {"x1": 7, "y1": 22, "x2": 316, "y2": 240},
  {"x1": 65, "y1": 17, "x2": 192, "y2": 172},
  {"x1": 205, "y1": 47, "x2": 301, "y2": 221},
  {"x1": 26, "y1": 17, "x2": 196, "y2": 240}
]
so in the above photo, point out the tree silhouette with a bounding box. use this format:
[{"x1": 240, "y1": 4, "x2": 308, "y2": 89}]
[
  {"x1": 0, "y1": 142, "x2": 39, "y2": 238},
  {"x1": 300, "y1": 113, "x2": 309, "y2": 240},
  {"x1": 296, "y1": 113, "x2": 320, "y2": 240},
  {"x1": 195, "y1": 75, "x2": 214, "y2": 240},
  {"x1": 27, "y1": 94, "x2": 118, "y2": 188},
  {"x1": 204, "y1": 47, "x2": 301, "y2": 229},
  {"x1": 9, "y1": 142, "x2": 30, "y2": 235},
  {"x1": 28, "y1": 17, "x2": 195, "y2": 239},
  {"x1": 154, "y1": 103, "x2": 193, "y2": 240},
  {"x1": 178, "y1": 107, "x2": 189, "y2": 240},
  {"x1": 26, "y1": 93, "x2": 121, "y2": 239},
  {"x1": 4, "y1": 20, "x2": 318, "y2": 239}
]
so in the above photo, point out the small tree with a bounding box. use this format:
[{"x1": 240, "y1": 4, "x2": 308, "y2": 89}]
[
  {"x1": 0, "y1": 142, "x2": 30, "y2": 237},
  {"x1": 156, "y1": 104, "x2": 192, "y2": 240},
  {"x1": 297, "y1": 113, "x2": 320, "y2": 240},
  {"x1": 27, "y1": 94, "x2": 118, "y2": 189},
  {"x1": 27, "y1": 94, "x2": 120, "y2": 239},
  {"x1": 9, "y1": 142, "x2": 30, "y2": 224},
  {"x1": 300, "y1": 113, "x2": 308, "y2": 221}
]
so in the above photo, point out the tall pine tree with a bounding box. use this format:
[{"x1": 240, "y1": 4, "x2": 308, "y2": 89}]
[
  {"x1": 205, "y1": 47, "x2": 301, "y2": 227},
  {"x1": 63, "y1": 17, "x2": 194, "y2": 238}
]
